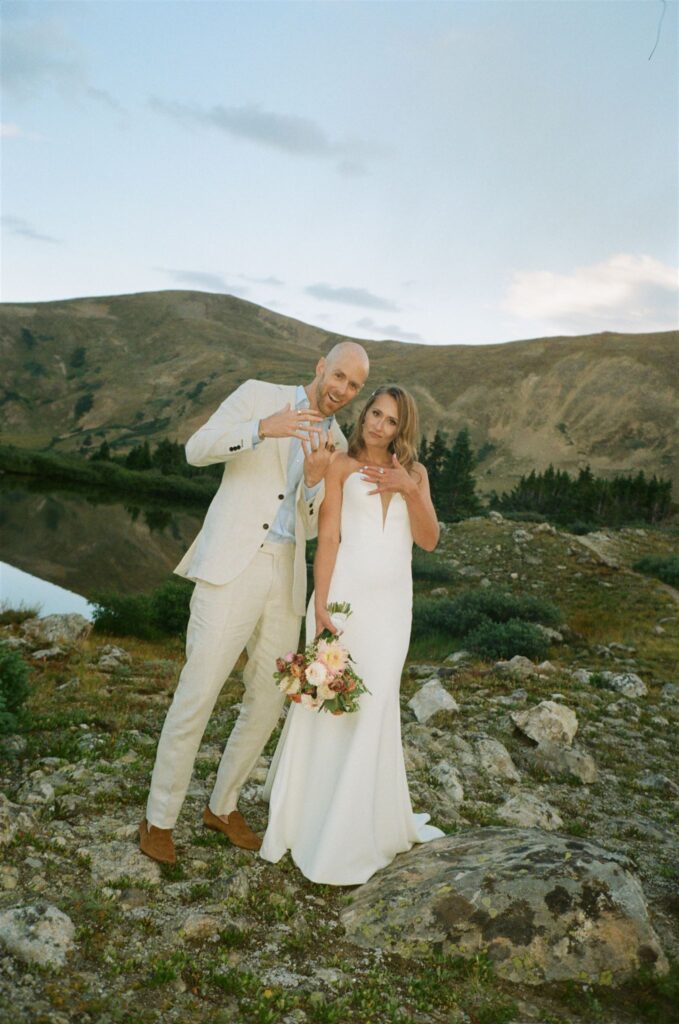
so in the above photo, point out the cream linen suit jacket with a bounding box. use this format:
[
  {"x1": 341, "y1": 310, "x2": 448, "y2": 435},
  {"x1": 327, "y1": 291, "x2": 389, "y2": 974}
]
[{"x1": 173, "y1": 378, "x2": 347, "y2": 616}]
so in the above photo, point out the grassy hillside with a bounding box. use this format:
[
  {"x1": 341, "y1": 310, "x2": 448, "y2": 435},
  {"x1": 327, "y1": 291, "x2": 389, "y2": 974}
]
[{"x1": 1, "y1": 290, "x2": 677, "y2": 494}]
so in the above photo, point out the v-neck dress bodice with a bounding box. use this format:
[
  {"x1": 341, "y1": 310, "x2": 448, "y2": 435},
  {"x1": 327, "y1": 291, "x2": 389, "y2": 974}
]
[{"x1": 260, "y1": 469, "x2": 444, "y2": 885}]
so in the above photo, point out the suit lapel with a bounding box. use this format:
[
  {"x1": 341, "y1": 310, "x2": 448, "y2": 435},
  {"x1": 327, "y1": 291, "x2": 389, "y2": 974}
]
[{"x1": 276, "y1": 384, "x2": 297, "y2": 478}]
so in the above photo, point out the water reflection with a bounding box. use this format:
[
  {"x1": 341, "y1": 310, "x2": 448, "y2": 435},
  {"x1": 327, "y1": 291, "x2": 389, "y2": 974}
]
[
  {"x1": 0, "y1": 479, "x2": 204, "y2": 607},
  {"x1": 0, "y1": 562, "x2": 95, "y2": 619}
]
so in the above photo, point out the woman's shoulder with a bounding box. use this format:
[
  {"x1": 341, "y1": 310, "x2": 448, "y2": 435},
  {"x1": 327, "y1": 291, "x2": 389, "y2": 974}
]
[
  {"x1": 330, "y1": 451, "x2": 361, "y2": 479},
  {"x1": 408, "y1": 460, "x2": 428, "y2": 484}
]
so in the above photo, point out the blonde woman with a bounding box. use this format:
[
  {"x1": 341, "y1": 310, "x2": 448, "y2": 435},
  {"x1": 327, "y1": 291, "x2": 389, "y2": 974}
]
[{"x1": 260, "y1": 385, "x2": 444, "y2": 884}]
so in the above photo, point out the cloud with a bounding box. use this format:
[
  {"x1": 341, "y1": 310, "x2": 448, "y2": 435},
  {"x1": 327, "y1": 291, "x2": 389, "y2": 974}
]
[
  {"x1": 504, "y1": 254, "x2": 679, "y2": 332},
  {"x1": 149, "y1": 97, "x2": 381, "y2": 174},
  {"x1": 1, "y1": 11, "x2": 123, "y2": 110},
  {"x1": 238, "y1": 273, "x2": 285, "y2": 286},
  {"x1": 1, "y1": 215, "x2": 60, "y2": 244},
  {"x1": 306, "y1": 283, "x2": 399, "y2": 311},
  {"x1": 157, "y1": 268, "x2": 248, "y2": 295},
  {"x1": 354, "y1": 317, "x2": 423, "y2": 343}
]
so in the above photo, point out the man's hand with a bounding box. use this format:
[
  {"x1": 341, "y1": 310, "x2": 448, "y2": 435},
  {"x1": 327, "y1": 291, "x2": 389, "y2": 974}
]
[
  {"x1": 259, "y1": 403, "x2": 324, "y2": 442},
  {"x1": 302, "y1": 428, "x2": 336, "y2": 487}
]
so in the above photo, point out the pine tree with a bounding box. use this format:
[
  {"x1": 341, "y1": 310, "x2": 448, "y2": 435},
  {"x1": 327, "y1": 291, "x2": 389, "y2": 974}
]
[
  {"x1": 438, "y1": 427, "x2": 481, "y2": 521},
  {"x1": 422, "y1": 429, "x2": 448, "y2": 510}
]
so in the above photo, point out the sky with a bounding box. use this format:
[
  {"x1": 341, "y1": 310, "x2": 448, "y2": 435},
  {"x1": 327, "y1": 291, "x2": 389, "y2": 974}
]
[{"x1": 1, "y1": 0, "x2": 678, "y2": 346}]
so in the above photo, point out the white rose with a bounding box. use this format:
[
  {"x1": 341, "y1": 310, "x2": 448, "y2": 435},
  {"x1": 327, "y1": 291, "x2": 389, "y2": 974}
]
[
  {"x1": 305, "y1": 660, "x2": 328, "y2": 687},
  {"x1": 316, "y1": 680, "x2": 335, "y2": 702},
  {"x1": 279, "y1": 675, "x2": 301, "y2": 695}
]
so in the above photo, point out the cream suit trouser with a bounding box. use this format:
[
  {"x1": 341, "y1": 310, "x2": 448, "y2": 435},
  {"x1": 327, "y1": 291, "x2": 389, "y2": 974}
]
[{"x1": 146, "y1": 542, "x2": 300, "y2": 829}]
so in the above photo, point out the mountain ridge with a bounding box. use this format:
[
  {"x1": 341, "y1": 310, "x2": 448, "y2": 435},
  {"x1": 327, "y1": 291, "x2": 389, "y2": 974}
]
[{"x1": 1, "y1": 289, "x2": 677, "y2": 495}]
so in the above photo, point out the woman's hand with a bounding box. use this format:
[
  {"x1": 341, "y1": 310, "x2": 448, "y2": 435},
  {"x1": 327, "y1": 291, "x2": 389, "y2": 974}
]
[
  {"x1": 314, "y1": 603, "x2": 338, "y2": 638},
  {"x1": 360, "y1": 453, "x2": 417, "y2": 496}
]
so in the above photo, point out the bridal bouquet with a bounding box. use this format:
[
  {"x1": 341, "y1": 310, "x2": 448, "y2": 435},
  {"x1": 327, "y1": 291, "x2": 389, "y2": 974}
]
[{"x1": 274, "y1": 602, "x2": 369, "y2": 715}]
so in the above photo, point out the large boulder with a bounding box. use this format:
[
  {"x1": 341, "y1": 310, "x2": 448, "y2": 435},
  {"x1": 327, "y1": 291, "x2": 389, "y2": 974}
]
[
  {"x1": 0, "y1": 904, "x2": 75, "y2": 969},
  {"x1": 341, "y1": 827, "x2": 668, "y2": 986},
  {"x1": 21, "y1": 614, "x2": 91, "y2": 649},
  {"x1": 511, "y1": 700, "x2": 578, "y2": 747}
]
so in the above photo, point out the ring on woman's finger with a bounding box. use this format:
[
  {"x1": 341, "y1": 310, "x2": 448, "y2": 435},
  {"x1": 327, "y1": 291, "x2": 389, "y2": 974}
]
[{"x1": 379, "y1": 468, "x2": 384, "y2": 475}]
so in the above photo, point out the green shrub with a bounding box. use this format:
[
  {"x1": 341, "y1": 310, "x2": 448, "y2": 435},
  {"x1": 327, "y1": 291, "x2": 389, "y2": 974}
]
[
  {"x1": 633, "y1": 554, "x2": 679, "y2": 588},
  {"x1": 412, "y1": 550, "x2": 456, "y2": 582},
  {"x1": 412, "y1": 587, "x2": 561, "y2": 641},
  {"x1": 464, "y1": 618, "x2": 549, "y2": 661},
  {"x1": 0, "y1": 602, "x2": 41, "y2": 626},
  {"x1": 0, "y1": 642, "x2": 31, "y2": 734},
  {"x1": 92, "y1": 577, "x2": 192, "y2": 639},
  {"x1": 148, "y1": 578, "x2": 192, "y2": 635},
  {"x1": 91, "y1": 592, "x2": 157, "y2": 639}
]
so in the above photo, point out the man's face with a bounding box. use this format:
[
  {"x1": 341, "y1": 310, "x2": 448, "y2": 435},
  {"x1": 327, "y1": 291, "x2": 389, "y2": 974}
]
[{"x1": 314, "y1": 355, "x2": 369, "y2": 417}]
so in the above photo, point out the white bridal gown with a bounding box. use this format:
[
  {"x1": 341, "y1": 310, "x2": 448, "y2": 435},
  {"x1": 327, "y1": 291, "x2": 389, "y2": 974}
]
[{"x1": 259, "y1": 470, "x2": 444, "y2": 885}]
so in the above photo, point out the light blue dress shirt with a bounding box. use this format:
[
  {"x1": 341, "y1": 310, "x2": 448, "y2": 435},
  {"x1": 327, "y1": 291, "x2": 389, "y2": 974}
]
[{"x1": 252, "y1": 384, "x2": 333, "y2": 544}]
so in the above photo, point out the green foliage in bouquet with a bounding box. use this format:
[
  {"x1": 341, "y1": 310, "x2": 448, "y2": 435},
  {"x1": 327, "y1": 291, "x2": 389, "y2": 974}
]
[{"x1": 274, "y1": 602, "x2": 369, "y2": 715}]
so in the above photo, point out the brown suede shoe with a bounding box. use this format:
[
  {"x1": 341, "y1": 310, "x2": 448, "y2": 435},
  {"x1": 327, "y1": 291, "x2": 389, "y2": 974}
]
[
  {"x1": 203, "y1": 805, "x2": 262, "y2": 851},
  {"x1": 139, "y1": 818, "x2": 176, "y2": 865}
]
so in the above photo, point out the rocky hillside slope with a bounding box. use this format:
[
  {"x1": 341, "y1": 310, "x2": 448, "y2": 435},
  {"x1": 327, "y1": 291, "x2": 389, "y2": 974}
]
[
  {"x1": 1, "y1": 517, "x2": 677, "y2": 1023},
  {"x1": 1, "y1": 290, "x2": 677, "y2": 495}
]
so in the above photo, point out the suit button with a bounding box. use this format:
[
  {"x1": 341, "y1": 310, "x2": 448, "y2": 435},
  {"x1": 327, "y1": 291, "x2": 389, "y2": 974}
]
[
  {"x1": 278, "y1": 494, "x2": 284, "y2": 500},
  {"x1": 263, "y1": 523, "x2": 269, "y2": 530}
]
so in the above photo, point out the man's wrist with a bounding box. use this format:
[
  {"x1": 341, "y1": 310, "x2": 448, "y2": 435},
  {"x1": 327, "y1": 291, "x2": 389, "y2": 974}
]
[{"x1": 258, "y1": 418, "x2": 267, "y2": 440}]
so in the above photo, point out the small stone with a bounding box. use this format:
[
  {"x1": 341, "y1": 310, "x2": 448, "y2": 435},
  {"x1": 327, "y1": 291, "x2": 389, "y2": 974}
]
[
  {"x1": 533, "y1": 740, "x2": 598, "y2": 784},
  {"x1": 180, "y1": 913, "x2": 221, "y2": 941},
  {"x1": 22, "y1": 613, "x2": 91, "y2": 648},
  {"x1": 600, "y1": 672, "x2": 648, "y2": 698},
  {"x1": 30, "y1": 647, "x2": 65, "y2": 661},
  {"x1": 0, "y1": 794, "x2": 36, "y2": 846},
  {"x1": 475, "y1": 737, "x2": 521, "y2": 782},
  {"x1": 0, "y1": 865, "x2": 20, "y2": 890},
  {"x1": 494, "y1": 655, "x2": 538, "y2": 679},
  {"x1": 637, "y1": 771, "x2": 679, "y2": 796},
  {"x1": 0, "y1": 904, "x2": 75, "y2": 969},
  {"x1": 534, "y1": 625, "x2": 564, "y2": 644},
  {"x1": 430, "y1": 761, "x2": 464, "y2": 803},
  {"x1": 79, "y1": 841, "x2": 161, "y2": 885},
  {"x1": 497, "y1": 792, "x2": 564, "y2": 831},
  {"x1": 444, "y1": 650, "x2": 470, "y2": 665},
  {"x1": 408, "y1": 680, "x2": 459, "y2": 724},
  {"x1": 17, "y1": 779, "x2": 55, "y2": 809},
  {"x1": 430, "y1": 587, "x2": 448, "y2": 598},
  {"x1": 511, "y1": 700, "x2": 578, "y2": 747}
]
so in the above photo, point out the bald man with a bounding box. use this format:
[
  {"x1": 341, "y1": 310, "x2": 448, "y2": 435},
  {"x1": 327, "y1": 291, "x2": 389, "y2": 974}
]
[{"x1": 140, "y1": 344, "x2": 370, "y2": 863}]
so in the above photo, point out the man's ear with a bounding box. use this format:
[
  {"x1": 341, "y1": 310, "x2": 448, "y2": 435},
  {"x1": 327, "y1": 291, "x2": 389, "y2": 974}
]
[{"x1": 315, "y1": 357, "x2": 326, "y2": 378}]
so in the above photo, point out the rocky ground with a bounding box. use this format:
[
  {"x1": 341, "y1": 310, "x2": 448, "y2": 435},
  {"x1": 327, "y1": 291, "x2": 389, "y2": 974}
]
[{"x1": 1, "y1": 515, "x2": 678, "y2": 1024}]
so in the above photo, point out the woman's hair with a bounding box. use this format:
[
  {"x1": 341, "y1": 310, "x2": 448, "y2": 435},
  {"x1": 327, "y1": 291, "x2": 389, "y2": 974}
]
[{"x1": 347, "y1": 385, "x2": 420, "y2": 472}]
